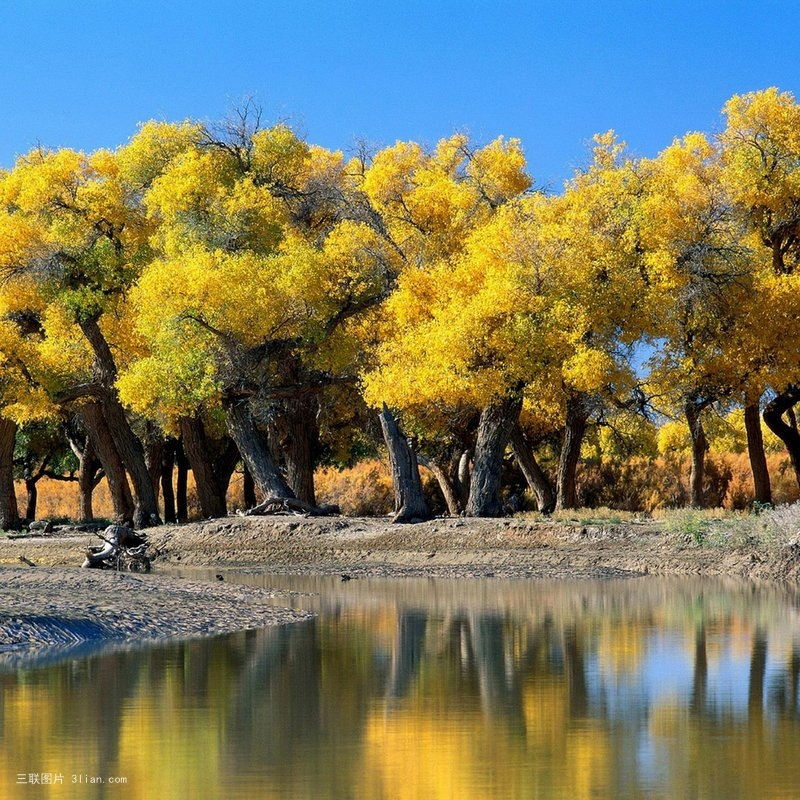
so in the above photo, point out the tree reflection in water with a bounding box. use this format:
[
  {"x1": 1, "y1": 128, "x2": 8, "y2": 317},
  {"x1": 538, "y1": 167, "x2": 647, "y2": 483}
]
[{"x1": 1, "y1": 576, "x2": 800, "y2": 799}]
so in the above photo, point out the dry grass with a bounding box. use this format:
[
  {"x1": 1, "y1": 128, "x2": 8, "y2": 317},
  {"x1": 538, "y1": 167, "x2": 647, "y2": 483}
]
[
  {"x1": 315, "y1": 459, "x2": 394, "y2": 516},
  {"x1": 19, "y1": 451, "x2": 800, "y2": 523},
  {"x1": 21, "y1": 478, "x2": 115, "y2": 522}
]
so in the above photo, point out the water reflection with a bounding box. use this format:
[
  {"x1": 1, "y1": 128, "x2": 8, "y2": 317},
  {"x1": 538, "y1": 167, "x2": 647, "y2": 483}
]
[{"x1": 2, "y1": 576, "x2": 800, "y2": 799}]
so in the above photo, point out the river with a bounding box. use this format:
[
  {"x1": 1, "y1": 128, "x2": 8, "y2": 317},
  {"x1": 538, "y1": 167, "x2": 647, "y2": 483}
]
[{"x1": 2, "y1": 573, "x2": 800, "y2": 799}]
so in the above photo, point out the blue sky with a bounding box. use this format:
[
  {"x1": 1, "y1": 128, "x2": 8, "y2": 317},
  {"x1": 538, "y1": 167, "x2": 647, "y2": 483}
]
[{"x1": 1, "y1": 1, "x2": 799, "y2": 188}]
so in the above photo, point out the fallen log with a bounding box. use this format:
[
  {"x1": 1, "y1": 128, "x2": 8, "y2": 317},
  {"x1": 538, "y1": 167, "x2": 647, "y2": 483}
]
[{"x1": 242, "y1": 498, "x2": 340, "y2": 517}]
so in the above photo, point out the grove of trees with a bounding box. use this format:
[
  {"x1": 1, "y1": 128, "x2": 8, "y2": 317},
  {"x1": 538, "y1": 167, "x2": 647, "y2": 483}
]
[{"x1": 2, "y1": 89, "x2": 800, "y2": 527}]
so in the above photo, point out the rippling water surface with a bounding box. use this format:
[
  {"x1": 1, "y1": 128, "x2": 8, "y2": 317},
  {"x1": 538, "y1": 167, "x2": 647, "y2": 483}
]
[{"x1": 2, "y1": 573, "x2": 800, "y2": 799}]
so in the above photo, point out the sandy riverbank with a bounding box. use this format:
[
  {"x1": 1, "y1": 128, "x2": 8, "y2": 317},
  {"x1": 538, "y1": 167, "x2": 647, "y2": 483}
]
[
  {"x1": 4, "y1": 514, "x2": 799, "y2": 579},
  {"x1": 1, "y1": 514, "x2": 799, "y2": 659}
]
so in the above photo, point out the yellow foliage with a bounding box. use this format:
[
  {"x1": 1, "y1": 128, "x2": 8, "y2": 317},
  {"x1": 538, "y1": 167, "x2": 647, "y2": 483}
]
[
  {"x1": 364, "y1": 136, "x2": 645, "y2": 442},
  {"x1": 116, "y1": 119, "x2": 202, "y2": 188},
  {"x1": 657, "y1": 419, "x2": 692, "y2": 455},
  {"x1": 0, "y1": 211, "x2": 47, "y2": 271},
  {"x1": 146, "y1": 147, "x2": 234, "y2": 219},
  {"x1": 37, "y1": 302, "x2": 93, "y2": 381},
  {"x1": 721, "y1": 87, "x2": 800, "y2": 214},
  {"x1": 465, "y1": 135, "x2": 531, "y2": 202},
  {"x1": 563, "y1": 347, "x2": 617, "y2": 393},
  {"x1": 251, "y1": 123, "x2": 310, "y2": 185}
]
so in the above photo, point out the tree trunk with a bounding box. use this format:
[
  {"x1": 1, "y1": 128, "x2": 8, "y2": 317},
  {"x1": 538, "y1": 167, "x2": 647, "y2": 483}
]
[
  {"x1": 24, "y1": 479, "x2": 37, "y2": 522},
  {"x1": 466, "y1": 395, "x2": 522, "y2": 517},
  {"x1": 78, "y1": 317, "x2": 162, "y2": 528},
  {"x1": 175, "y1": 442, "x2": 189, "y2": 523},
  {"x1": 144, "y1": 422, "x2": 164, "y2": 509},
  {"x1": 224, "y1": 400, "x2": 294, "y2": 499},
  {"x1": 161, "y1": 439, "x2": 177, "y2": 524},
  {"x1": 179, "y1": 415, "x2": 228, "y2": 519},
  {"x1": 763, "y1": 387, "x2": 800, "y2": 490},
  {"x1": 243, "y1": 465, "x2": 257, "y2": 510},
  {"x1": 508, "y1": 424, "x2": 555, "y2": 513},
  {"x1": 272, "y1": 396, "x2": 319, "y2": 506},
  {"x1": 100, "y1": 396, "x2": 162, "y2": 527},
  {"x1": 685, "y1": 400, "x2": 709, "y2": 508},
  {"x1": 457, "y1": 450, "x2": 472, "y2": 510},
  {"x1": 0, "y1": 417, "x2": 20, "y2": 530},
  {"x1": 744, "y1": 400, "x2": 772, "y2": 506},
  {"x1": 555, "y1": 394, "x2": 589, "y2": 511},
  {"x1": 215, "y1": 437, "x2": 242, "y2": 499},
  {"x1": 417, "y1": 454, "x2": 462, "y2": 516},
  {"x1": 67, "y1": 429, "x2": 102, "y2": 523},
  {"x1": 78, "y1": 443, "x2": 97, "y2": 523},
  {"x1": 379, "y1": 404, "x2": 431, "y2": 523},
  {"x1": 81, "y1": 402, "x2": 135, "y2": 524}
]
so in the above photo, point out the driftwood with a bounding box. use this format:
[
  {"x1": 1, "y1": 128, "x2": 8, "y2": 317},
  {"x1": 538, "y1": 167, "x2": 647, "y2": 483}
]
[
  {"x1": 242, "y1": 497, "x2": 340, "y2": 517},
  {"x1": 81, "y1": 524, "x2": 152, "y2": 571}
]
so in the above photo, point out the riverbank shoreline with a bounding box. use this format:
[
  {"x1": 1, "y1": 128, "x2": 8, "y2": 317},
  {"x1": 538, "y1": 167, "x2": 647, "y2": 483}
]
[
  {"x1": 1, "y1": 515, "x2": 799, "y2": 660},
  {"x1": 0, "y1": 564, "x2": 312, "y2": 662},
  {"x1": 4, "y1": 514, "x2": 797, "y2": 578}
]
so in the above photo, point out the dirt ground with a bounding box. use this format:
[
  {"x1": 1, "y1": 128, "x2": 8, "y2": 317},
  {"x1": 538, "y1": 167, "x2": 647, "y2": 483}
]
[
  {"x1": 3, "y1": 513, "x2": 800, "y2": 580},
  {"x1": 2, "y1": 514, "x2": 799, "y2": 658}
]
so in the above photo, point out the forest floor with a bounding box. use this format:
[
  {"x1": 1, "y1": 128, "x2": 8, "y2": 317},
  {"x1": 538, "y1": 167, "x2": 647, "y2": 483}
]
[{"x1": 2, "y1": 513, "x2": 800, "y2": 658}]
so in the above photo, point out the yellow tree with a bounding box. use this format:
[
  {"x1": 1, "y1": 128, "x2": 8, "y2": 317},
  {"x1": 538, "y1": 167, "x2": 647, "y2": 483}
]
[
  {"x1": 0, "y1": 139, "x2": 176, "y2": 526},
  {"x1": 120, "y1": 126, "x2": 532, "y2": 517},
  {"x1": 364, "y1": 133, "x2": 649, "y2": 515},
  {"x1": 360, "y1": 136, "x2": 535, "y2": 517},
  {"x1": 639, "y1": 132, "x2": 755, "y2": 507},
  {"x1": 536, "y1": 134, "x2": 649, "y2": 509},
  {"x1": 719, "y1": 87, "x2": 800, "y2": 492},
  {"x1": 120, "y1": 115, "x2": 402, "y2": 510}
]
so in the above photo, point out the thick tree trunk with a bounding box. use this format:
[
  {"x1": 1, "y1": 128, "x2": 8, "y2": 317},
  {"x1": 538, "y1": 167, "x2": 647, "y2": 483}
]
[
  {"x1": 81, "y1": 402, "x2": 135, "y2": 524},
  {"x1": 225, "y1": 400, "x2": 294, "y2": 500},
  {"x1": 0, "y1": 418, "x2": 20, "y2": 530},
  {"x1": 78, "y1": 317, "x2": 162, "y2": 528},
  {"x1": 78, "y1": 475, "x2": 94, "y2": 522},
  {"x1": 215, "y1": 437, "x2": 241, "y2": 499},
  {"x1": 161, "y1": 440, "x2": 177, "y2": 524},
  {"x1": 555, "y1": 394, "x2": 589, "y2": 511},
  {"x1": 685, "y1": 400, "x2": 709, "y2": 508},
  {"x1": 744, "y1": 400, "x2": 772, "y2": 506},
  {"x1": 100, "y1": 397, "x2": 162, "y2": 527},
  {"x1": 763, "y1": 387, "x2": 800, "y2": 490},
  {"x1": 508, "y1": 424, "x2": 556, "y2": 513},
  {"x1": 466, "y1": 395, "x2": 522, "y2": 517},
  {"x1": 379, "y1": 405, "x2": 431, "y2": 523},
  {"x1": 179, "y1": 415, "x2": 228, "y2": 519},
  {"x1": 272, "y1": 396, "x2": 319, "y2": 506}
]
